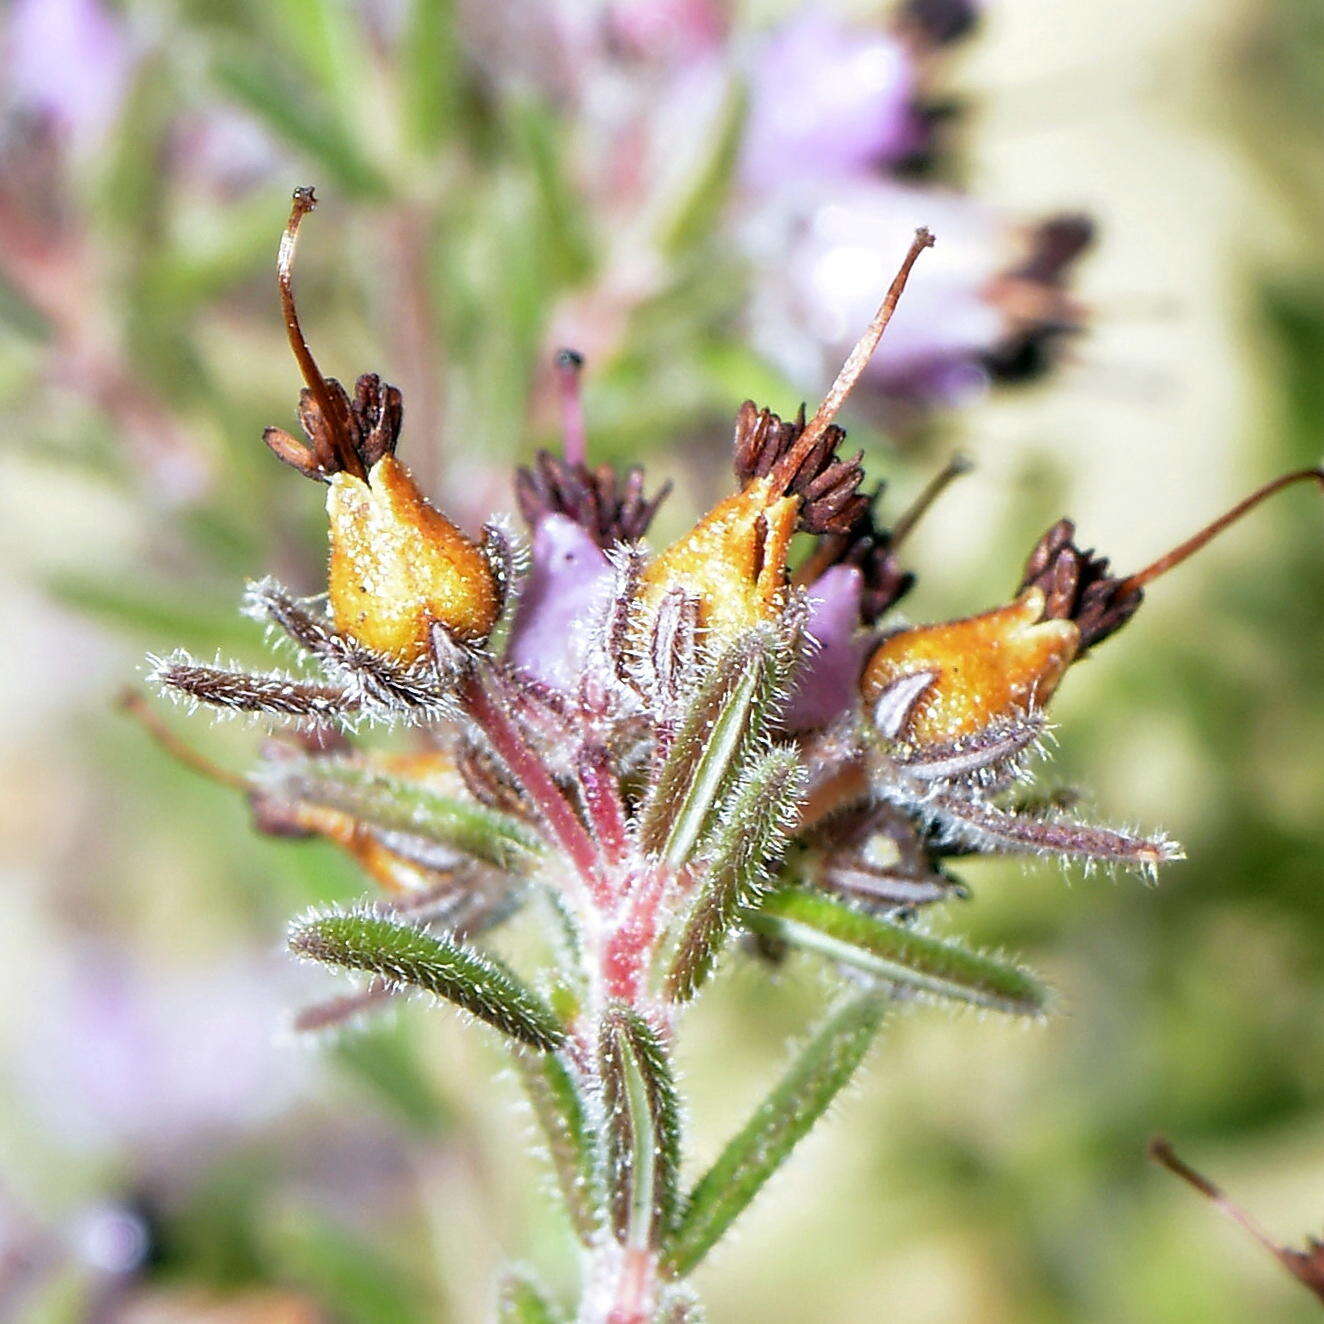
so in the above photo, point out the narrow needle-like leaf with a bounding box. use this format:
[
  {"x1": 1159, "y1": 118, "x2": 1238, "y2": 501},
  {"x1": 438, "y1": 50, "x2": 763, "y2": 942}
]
[
  {"x1": 666, "y1": 749, "x2": 805, "y2": 1003},
  {"x1": 640, "y1": 629, "x2": 782, "y2": 868},
  {"x1": 664, "y1": 991, "x2": 886, "y2": 1277},
  {"x1": 266, "y1": 758, "x2": 542, "y2": 870},
  {"x1": 496, "y1": 1271, "x2": 563, "y2": 1323},
  {"x1": 745, "y1": 888, "x2": 1050, "y2": 1017},
  {"x1": 600, "y1": 1006, "x2": 683, "y2": 1249},
  {"x1": 289, "y1": 911, "x2": 564, "y2": 1051},
  {"x1": 514, "y1": 1051, "x2": 600, "y2": 1244}
]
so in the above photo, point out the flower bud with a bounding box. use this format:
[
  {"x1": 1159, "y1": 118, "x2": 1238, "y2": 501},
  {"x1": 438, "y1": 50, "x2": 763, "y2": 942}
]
[
  {"x1": 636, "y1": 476, "x2": 800, "y2": 642},
  {"x1": 327, "y1": 454, "x2": 499, "y2": 661},
  {"x1": 861, "y1": 587, "x2": 1079, "y2": 747}
]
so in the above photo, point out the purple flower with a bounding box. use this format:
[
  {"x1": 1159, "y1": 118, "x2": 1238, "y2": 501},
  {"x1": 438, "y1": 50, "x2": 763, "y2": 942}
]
[
  {"x1": 741, "y1": 10, "x2": 921, "y2": 187},
  {"x1": 5, "y1": 0, "x2": 133, "y2": 148},
  {"x1": 783, "y1": 565, "x2": 873, "y2": 732},
  {"x1": 506, "y1": 514, "x2": 614, "y2": 690}
]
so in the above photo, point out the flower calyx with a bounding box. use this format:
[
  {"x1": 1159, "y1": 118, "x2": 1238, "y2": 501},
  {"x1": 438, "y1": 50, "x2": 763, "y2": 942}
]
[
  {"x1": 639, "y1": 229, "x2": 936, "y2": 645},
  {"x1": 732, "y1": 400, "x2": 870, "y2": 535},
  {"x1": 326, "y1": 455, "x2": 503, "y2": 661},
  {"x1": 861, "y1": 587, "x2": 1079, "y2": 751},
  {"x1": 263, "y1": 187, "x2": 502, "y2": 664},
  {"x1": 264, "y1": 369, "x2": 403, "y2": 484}
]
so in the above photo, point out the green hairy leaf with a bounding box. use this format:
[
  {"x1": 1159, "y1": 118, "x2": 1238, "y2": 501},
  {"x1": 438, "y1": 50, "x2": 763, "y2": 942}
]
[
  {"x1": 666, "y1": 748, "x2": 806, "y2": 1002},
  {"x1": 497, "y1": 1271, "x2": 562, "y2": 1323},
  {"x1": 289, "y1": 912, "x2": 564, "y2": 1051},
  {"x1": 747, "y1": 888, "x2": 1051, "y2": 1017},
  {"x1": 599, "y1": 1006, "x2": 683, "y2": 1249},
  {"x1": 514, "y1": 1051, "x2": 599, "y2": 1244},
  {"x1": 663, "y1": 992, "x2": 887, "y2": 1277},
  {"x1": 266, "y1": 758, "x2": 542, "y2": 871},
  {"x1": 641, "y1": 628, "x2": 786, "y2": 867}
]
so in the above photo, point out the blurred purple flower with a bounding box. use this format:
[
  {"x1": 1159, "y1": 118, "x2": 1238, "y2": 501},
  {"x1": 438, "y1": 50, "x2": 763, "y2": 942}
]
[
  {"x1": 506, "y1": 514, "x2": 614, "y2": 690},
  {"x1": 783, "y1": 565, "x2": 873, "y2": 732},
  {"x1": 169, "y1": 110, "x2": 283, "y2": 200},
  {"x1": 742, "y1": 9, "x2": 921, "y2": 187},
  {"x1": 749, "y1": 181, "x2": 1089, "y2": 409},
  {"x1": 14, "y1": 946, "x2": 308, "y2": 1167},
  {"x1": 5, "y1": 0, "x2": 133, "y2": 147},
  {"x1": 605, "y1": 0, "x2": 724, "y2": 61}
]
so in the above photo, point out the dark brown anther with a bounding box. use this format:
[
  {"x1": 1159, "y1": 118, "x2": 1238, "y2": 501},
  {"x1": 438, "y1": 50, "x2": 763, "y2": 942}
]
[
  {"x1": 1017, "y1": 519, "x2": 1142, "y2": 654},
  {"x1": 731, "y1": 400, "x2": 869, "y2": 535},
  {"x1": 980, "y1": 214, "x2": 1093, "y2": 385},
  {"x1": 898, "y1": 0, "x2": 980, "y2": 48},
  {"x1": 1014, "y1": 214, "x2": 1095, "y2": 287},
  {"x1": 349, "y1": 372, "x2": 404, "y2": 468},
  {"x1": 262, "y1": 424, "x2": 323, "y2": 480},
  {"x1": 515, "y1": 450, "x2": 671, "y2": 548},
  {"x1": 1024, "y1": 466, "x2": 1324, "y2": 654}
]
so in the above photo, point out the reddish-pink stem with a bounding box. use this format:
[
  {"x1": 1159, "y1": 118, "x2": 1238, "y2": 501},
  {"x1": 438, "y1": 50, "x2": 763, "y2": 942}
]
[
  {"x1": 461, "y1": 670, "x2": 607, "y2": 902},
  {"x1": 578, "y1": 744, "x2": 629, "y2": 871},
  {"x1": 606, "y1": 1247, "x2": 655, "y2": 1324},
  {"x1": 602, "y1": 864, "x2": 669, "y2": 1002}
]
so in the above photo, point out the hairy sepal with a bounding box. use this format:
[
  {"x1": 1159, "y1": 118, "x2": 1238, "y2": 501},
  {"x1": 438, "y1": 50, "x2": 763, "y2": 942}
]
[
  {"x1": 243, "y1": 577, "x2": 462, "y2": 719},
  {"x1": 260, "y1": 756, "x2": 541, "y2": 871},
  {"x1": 639, "y1": 624, "x2": 796, "y2": 868},
  {"x1": 916, "y1": 788, "x2": 1183, "y2": 874},
  {"x1": 148, "y1": 649, "x2": 357, "y2": 723}
]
